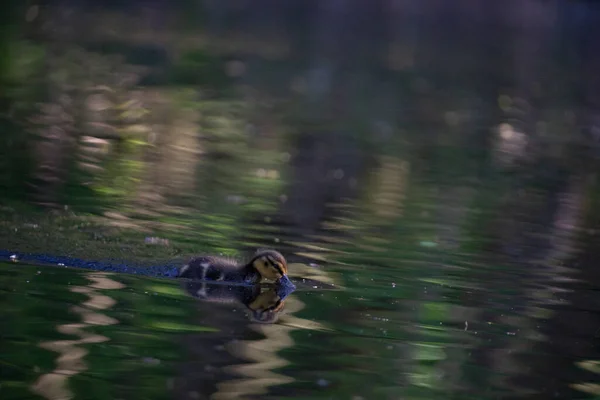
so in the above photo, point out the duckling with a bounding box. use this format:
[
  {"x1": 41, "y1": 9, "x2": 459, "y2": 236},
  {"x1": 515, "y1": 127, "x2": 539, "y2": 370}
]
[{"x1": 178, "y1": 249, "x2": 295, "y2": 288}]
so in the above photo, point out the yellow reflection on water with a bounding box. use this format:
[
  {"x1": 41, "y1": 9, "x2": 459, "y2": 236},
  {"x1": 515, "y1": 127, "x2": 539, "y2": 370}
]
[
  {"x1": 212, "y1": 294, "x2": 329, "y2": 400},
  {"x1": 30, "y1": 273, "x2": 125, "y2": 400}
]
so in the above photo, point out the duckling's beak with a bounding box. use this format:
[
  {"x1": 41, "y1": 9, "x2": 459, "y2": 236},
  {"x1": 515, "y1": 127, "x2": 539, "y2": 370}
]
[
  {"x1": 278, "y1": 274, "x2": 296, "y2": 290},
  {"x1": 275, "y1": 275, "x2": 296, "y2": 301}
]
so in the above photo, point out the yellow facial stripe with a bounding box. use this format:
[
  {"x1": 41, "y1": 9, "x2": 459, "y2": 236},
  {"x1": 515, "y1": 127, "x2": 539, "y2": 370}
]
[{"x1": 263, "y1": 256, "x2": 285, "y2": 276}]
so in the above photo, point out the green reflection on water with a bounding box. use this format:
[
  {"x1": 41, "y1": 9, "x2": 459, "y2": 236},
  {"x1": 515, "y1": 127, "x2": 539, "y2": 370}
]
[
  {"x1": 0, "y1": 262, "x2": 209, "y2": 400},
  {"x1": 2, "y1": 2, "x2": 600, "y2": 398}
]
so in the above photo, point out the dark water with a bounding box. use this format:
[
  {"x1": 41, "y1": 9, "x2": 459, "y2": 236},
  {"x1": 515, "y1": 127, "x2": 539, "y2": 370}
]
[
  {"x1": 3, "y1": 1, "x2": 600, "y2": 399},
  {"x1": 2, "y1": 177, "x2": 600, "y2": 400}
]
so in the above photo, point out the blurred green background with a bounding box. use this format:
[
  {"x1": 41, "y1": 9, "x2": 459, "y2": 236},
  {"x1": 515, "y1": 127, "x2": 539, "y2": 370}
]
[{"x1": 1, "y1": 1, "x2": 600, "y2": 399}]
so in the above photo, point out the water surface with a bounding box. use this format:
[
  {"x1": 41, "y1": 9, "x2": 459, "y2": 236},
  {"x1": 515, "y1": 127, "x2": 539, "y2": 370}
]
[{"x1": 2, "y1": 1, "x2": 600, "y2": 399}]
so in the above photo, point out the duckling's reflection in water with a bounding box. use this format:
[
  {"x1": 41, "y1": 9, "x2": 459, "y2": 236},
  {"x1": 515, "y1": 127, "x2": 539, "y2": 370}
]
[{"x1": 181, "y1": 280, "x2": 296, "y2": 324}]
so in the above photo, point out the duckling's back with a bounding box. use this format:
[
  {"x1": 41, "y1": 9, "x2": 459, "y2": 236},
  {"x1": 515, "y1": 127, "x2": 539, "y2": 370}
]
[{"x1": 178, "y1": 256, "x2": 258, "y2": 283}]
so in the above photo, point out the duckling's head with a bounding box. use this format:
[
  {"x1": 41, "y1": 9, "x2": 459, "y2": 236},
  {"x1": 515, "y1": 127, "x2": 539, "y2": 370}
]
[{"x1": 250, "y1": 249, "x2": 294, "y2": 287}]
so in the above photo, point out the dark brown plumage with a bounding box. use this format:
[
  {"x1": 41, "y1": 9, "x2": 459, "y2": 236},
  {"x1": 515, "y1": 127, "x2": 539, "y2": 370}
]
[{"x1": 178, "y1": 249, "x2": 290, "y2": 285}]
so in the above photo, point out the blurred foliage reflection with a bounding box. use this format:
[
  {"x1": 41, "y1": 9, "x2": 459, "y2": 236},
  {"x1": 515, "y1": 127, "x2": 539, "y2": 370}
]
[{"x1": 2, "y1": 1, "x2": 600, "y2": 399}]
